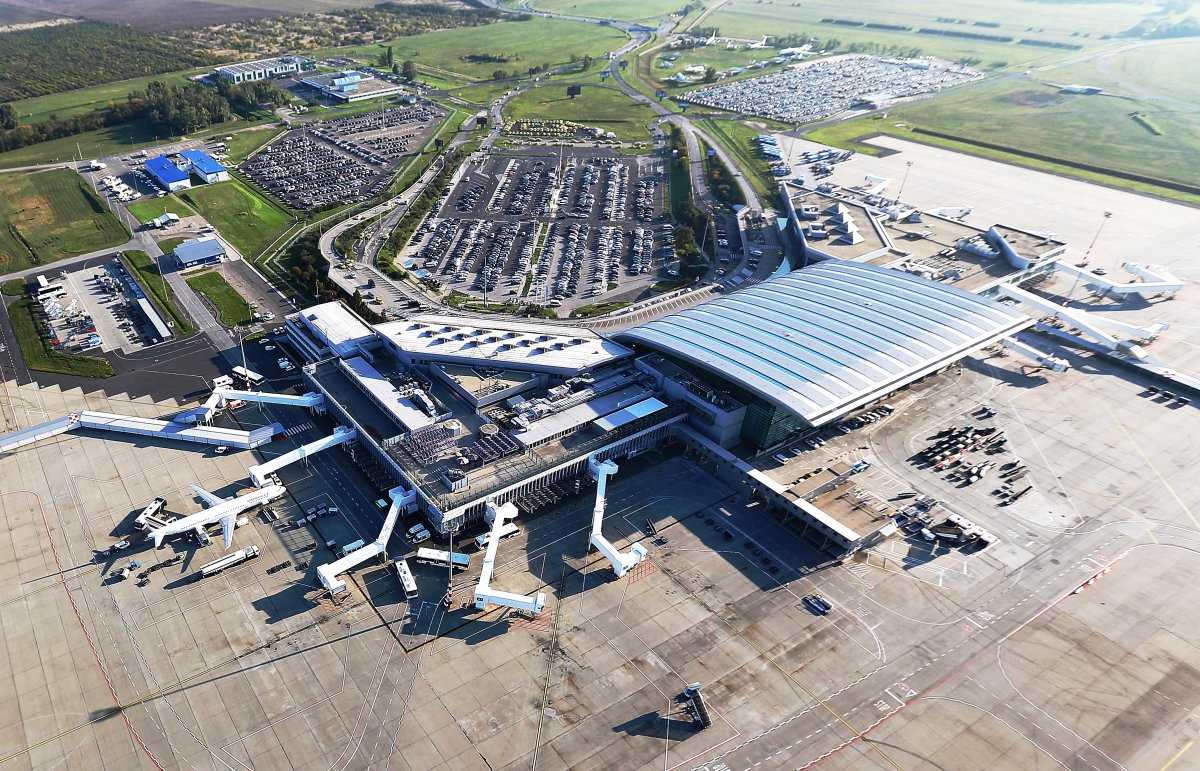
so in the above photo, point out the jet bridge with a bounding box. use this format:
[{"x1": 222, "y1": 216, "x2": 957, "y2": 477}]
[
  {"x1": 473, "y1": 501, "x2": 547, "y2": 614},
  {"x1": 179, "y1": 388, "x2": 325, "y2": 425},
  {"x1": 999, "y1": 336, "x2": 1070, "y2": 372},
  {"x1": 317, "y1": 485, "x2": 417, "y2": 596},
  {"x1": 1052, "y1": 260, "x2": 1183, "y2": 300},
  {"x1": 586, "y1": 456, "x2": 648, "y2": 577},
  {"x1": 248, "y1": 426, "x2": 357, "y2": 487},
  {"x1": 996, "y1": 283, "x2": 1169, "y2": 360},
  {"x1": 0, "y1": 410, "x2": 277, "y2": 454}
]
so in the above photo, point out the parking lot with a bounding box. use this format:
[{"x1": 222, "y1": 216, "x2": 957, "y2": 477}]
[
  {"x1": 402, "y1": 147, "x2": 671, "y2": 313},
  {"x1": 682, "y1": 53, "x2": 980, "y2": 123},
  {"x1": 241, "y1": 104, "x2": 444, "y2": 210}
]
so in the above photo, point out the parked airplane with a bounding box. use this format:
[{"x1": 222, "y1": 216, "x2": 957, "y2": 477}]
[
  {"x1": 151, "y1": 483, "x2": 285, "y2": 549},
  {"x1": 746, "y1": 36, "x2": 770, "y2": 50}
]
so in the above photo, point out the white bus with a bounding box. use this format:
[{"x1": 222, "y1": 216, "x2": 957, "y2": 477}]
[
  {"x1": 475, "y1": 521, "x2": 519, "y2": 550},
  {"x1": 36, "y1": 283, "x2": 66, "y2": 301},
  {"x1": 232, "y1": 366, "x2": 265, "y2": 387},
  {"x1": 395, "y1": 559, "x2": 418, "y2": 599},
  {"x1": 415, "y1": 547, "x2": 471, "y2": 571}
]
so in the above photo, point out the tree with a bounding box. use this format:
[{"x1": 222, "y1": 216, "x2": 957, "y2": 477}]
[
  {"x1": 402, "y1": 59, "x2": 417, "y2": 81},
  {"x1": 0, "y1": 104, "x2": 16, "y2": 130},
  {"x1": 703, "y1": 66, "x2": 718, "y2": 83},
  {"x1": 386, "y1": 45, "x2": 394, "y2": 66}
]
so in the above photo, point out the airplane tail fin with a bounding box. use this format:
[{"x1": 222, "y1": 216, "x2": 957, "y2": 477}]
[{"x1": 153, "y1": 529, "x2": 167, "y2": 549}]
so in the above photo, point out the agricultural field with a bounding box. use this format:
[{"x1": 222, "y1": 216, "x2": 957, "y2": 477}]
[
  {"x1": 178, "y1": 179, "x2": 293, "y2": 260},
  {"x1": 317, "y1": 16, "x2": 626, "y2": 82},
  {"x1": 703, "y1": 0, "x2": 1154, "y2": 69},
  {"x1": 186, "y1": 269, "x2": 252, "y2": 327},
  {"x1": 0, "y1": 1, "x2": 59, "y2": 24},
  {"x1": 504, "y1": 85, "x2": 655, "y2": 141},
  {"x1": 0, "y1": 168, "x2": 129, "y2": 272},
  {"x1": 126, "y1": 195, "x2": 194, "y2": 223},
  {"x1": 805, "y1": 78, "x2": 1200, "y2": 204},
  {"x1": 0, "y1": 0, "x2": 387, "y2": 30}
]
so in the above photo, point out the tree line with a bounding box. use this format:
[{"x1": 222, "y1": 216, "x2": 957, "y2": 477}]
[
  {"x1": 0, "y1": 79, "x2": 289, "y2": 154},
  {"x1": 0, "y1": 21, "x2": 212, "y2": 101}
]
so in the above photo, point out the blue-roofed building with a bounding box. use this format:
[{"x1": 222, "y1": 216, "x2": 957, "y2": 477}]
[
  {"x1": 173, "y1": 236, "x2": 227, "y2": 268},
  {"x1": 180, "y1": 150, "x2": 229, "y2": 184},
  {"x1": 144, "y1": 155, "x2": 191, "y2": 192}
]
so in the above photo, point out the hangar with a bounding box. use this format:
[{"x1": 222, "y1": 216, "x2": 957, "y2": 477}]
[
  {"x1": 617, "y1": 260, "x2": 1031, "y2": 445},
  {"x1": 144, "y1": 155, "x2": 191, "y2": 192}
]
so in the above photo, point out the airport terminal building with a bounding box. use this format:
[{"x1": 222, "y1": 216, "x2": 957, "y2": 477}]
[{"x1": 287, "y1": 257, "x2": 1030, "y2": 555}]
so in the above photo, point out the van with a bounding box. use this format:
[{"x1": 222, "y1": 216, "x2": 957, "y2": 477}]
[
  {"x1": 214, "y1": 445, "x2": 230, "y2": 455},
  {"x1": 326, "y1": 507, "x2": 339, "y2": 516},
  {"x1": 406, "y1": 525, "x2": 431, "y2": 544},
  {"x1": 376, "y1": 498, "x2": 389, "y2": 510},
  {"x1": 772, "y1": 453, "x2": 790, "y2": 464}
]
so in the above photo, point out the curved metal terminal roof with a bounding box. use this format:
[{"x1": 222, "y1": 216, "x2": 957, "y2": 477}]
[{"x1": 616, "y1": 261, "x2": 1031, "y2": 425}]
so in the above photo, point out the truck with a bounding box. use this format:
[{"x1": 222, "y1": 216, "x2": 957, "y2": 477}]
[{"x1": 198, "y1": 545, "x2": 260, "y2": 578}]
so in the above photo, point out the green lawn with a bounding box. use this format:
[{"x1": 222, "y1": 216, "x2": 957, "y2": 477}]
[
  {"x1": 891, "y1": 79, "x2": 1200, "y2": 191},
  {"x1": 1037, "y1": 38, "x2": 1200, "y2": 106},
  {"x1": 156, "y1": 236, "x2": 188, "y2": 254},
  {"x1": 223, "y1": 126, "x2": 286, "y2": 164},
  {"x1": 186, "y1": 269, "x2": 252, "y2": 327},
  {"x1": 316, "y1": 17, "x2": 626, "y2": 82},
  {"x1": 8, "y1": 297, "x2": 114, "y2": 377},
  {"x1": 126, "y1": 195, "x2": 193, "y2": 223},
  {"x1": 120, "y1": 249, "x2": 197, "y2": 334},
  {"x1": 0, "y1": 168, "x2": 129, "y2": 272},
  {"x1": 514, "y1": 0, "x2": 684, "y2": 22},
  {"x1": 505, "y1": 85, "x2": 655, "y2": 141},
  {"x1": 178, "y1": 179, "x2": 294, "y2": 260}
]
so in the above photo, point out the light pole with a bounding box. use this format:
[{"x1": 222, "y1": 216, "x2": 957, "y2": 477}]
[
  {"x1": 897, "y1": 160, "x2": 914, "y2": 201},
  {"x1": 1075, "y1": 210, "x2": 1113, "y2": 267}
]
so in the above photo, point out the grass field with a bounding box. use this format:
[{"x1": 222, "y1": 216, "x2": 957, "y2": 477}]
[
  {"x1": 178, "y1": 179, "x2": 294, "y2": 260},
  {"x1": 223, "y1": 126, "x2": 286, "y2": 164},
  {"x1": 8, "y1": 296, "x2": 114, "y2": 377},
  {"x1": 1037, "y1": 39, "x2": 1200, "y2": 107},
  {"x1": 186, "y1": 269, "x2": 252, "y2": 327},
  {"x1": 6, "y1": 68, "x2": 207, "y2": 126},
  {"x1": 317, "y1": 17, "x2": 626, "y2": 82},
  {"x1": 120, "y1": 249, "x2": 197, "y2": 334},
  {"x1": 0, "y1": 169, "x2": 129, "y2": 272},
  {"x1": 126, "y1": 195, "x2": 193, "y2": 223},
  {"x1": 512, "y1": 0, "x2": 685, "y2": 22},
  {"x1": 505, "y1": 85, "x2": 654, "y2": 141},
  {"x1": 696, "y1": 118, "x2": 776, "y2": 202},
  {"x1": 804, "y1": 87, "x2": 1200, "y2": 206},
  {"x1": 891, "y1": 79, "x2": 1200, "y2": 189},
  {"x1": 156, "y1": 236, "x2": 188, "y2": 254},
  {"x1": 703, "y1": 0, "x2": 1148, "y2": 69}
]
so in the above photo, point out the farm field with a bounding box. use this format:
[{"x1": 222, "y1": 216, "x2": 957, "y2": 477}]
[
  {"x1": 702, "y1": 0, "x2": 1152, "y2": 68},
  {"x1": 0, "y1": 0, "x2": 386, "y2": 30},
  {"x1": 186, "y1": 269, "x2": 252, "y2": 327},
  {"x1": 316, "y1": 16, "x2": 626, "y2": 82},
  {"x1": 177, "y1": 179, "x2": 293, "y2": 260},
  {"x1": 126, "y1": 195, "x2": 194, "y2": 223},
  {"x1": 504, "y1": 84, "x2": 654, "y2": 141},
  {"x1": 805, "y1": 79, "x2": 1200, "y2": 205},
  {"x1": 0, "y1": 168, "x2": 129, "y2": 272}
]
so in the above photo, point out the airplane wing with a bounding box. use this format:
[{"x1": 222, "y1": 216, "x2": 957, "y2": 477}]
[
  {"x1": 189, "y1": 484, "x2": 227, "y2": 509},
  {"x1": 218, "y1": 513, "x2": 237, "y2": 550}
]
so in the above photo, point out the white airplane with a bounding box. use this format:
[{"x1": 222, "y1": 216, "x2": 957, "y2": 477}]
[
  {"x1": 151, "y1": 483, "x2": 286, "y2": 549},
  {"x1": 746, "y1": 36, "x2": 770, "y2": 50}
]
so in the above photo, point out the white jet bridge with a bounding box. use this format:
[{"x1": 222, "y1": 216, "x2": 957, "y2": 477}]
[
  {"x1": 0, "y1": 410, "x2": 277, "y2": 454},
  {"x1": 474, "y1": 501, "x2": 547, "y2": 614},
  {"x1": 996, "y1": 282, "x2": 1169, "y2": 360},
  {"x1": 586, "y1": 456, "x2": 648, "y2": 577},
  {"x1": 180, "y1": 388, "x2": 325, "y2": 425},
  {"x1": 999, "y1": 337, "x2": 1070, "y2": 372},
  {"x1": 1052, "y1": 260, "x2": 1183, "y2": 300},
  {"x1": 317, "y1": 485, "x2": 417, "y2": 596},
  {"x1": 247, "y1": 426, "x2": 357, "y2": 487}
]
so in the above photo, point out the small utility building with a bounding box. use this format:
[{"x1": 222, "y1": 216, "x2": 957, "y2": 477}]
[
  {"x1": 180, "y1": 150, "x2": 229, "y2": 183},
  {"x1": 174, "y1": 236, "x2": 227, "y2": 268},
  {"x1": 145, "y1": 156, "x2": 191, "y2": 192}
]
